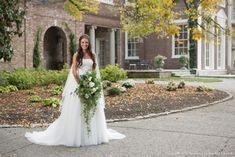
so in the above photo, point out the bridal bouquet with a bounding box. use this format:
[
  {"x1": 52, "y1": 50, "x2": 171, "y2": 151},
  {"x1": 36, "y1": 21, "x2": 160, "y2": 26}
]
[{"x1": 74, "y1": 71, "x2": 102, "y2": 134}]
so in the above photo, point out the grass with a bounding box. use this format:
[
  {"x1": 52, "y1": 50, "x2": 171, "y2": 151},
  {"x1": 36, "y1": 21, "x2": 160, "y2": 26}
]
[{"x1": 132, "y1": 76, "x2": 223, "y2": 83}]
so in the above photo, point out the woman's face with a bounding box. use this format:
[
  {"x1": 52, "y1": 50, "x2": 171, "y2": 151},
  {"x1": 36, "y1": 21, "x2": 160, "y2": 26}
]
[{"x1": 80, "y1": 38, "x2": 89, "y2": 51}]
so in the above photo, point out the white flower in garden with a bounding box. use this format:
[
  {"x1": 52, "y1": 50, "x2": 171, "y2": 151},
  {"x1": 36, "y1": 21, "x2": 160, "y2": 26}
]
[
  {"x1": 89, "y1": 82, "x2": 95, "y2": 88},
  {"x1": 88, "y1": 77, "x2": 92, "y2": 81},
  {"x1": 119, "y1": 86, "x2": 127, "y2": 92}
]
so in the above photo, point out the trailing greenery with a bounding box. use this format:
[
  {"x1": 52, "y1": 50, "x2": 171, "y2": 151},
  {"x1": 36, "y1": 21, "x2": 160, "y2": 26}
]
[
  {"x1": 33, "y1": 27, "x2": 42, "y2": 68},
  {"x1": 0, "y1": 0, "x2": 25, "y2": 61},
  {"x1": 74, "y1": 71, "x2": 102, "y2": 134},
  {"x1": 100, "y1": 64, "x2": 127, "y2": 82}
]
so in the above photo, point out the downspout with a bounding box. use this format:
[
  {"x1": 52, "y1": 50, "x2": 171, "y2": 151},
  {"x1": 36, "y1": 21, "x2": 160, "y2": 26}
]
[{"x1": 24, "y1": 0, "x2": 27, "y2": 68}]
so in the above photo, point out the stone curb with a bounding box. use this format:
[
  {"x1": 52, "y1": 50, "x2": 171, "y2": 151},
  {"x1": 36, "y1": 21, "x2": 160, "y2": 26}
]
[{"x1": 0, "y1": 91, "x2": 233, "y2": 128}]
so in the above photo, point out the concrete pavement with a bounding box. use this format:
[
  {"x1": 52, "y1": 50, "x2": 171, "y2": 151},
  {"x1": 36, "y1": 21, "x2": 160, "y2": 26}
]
[{"x1": 0, "y1": 79, "x2": 235, "y2": 157}]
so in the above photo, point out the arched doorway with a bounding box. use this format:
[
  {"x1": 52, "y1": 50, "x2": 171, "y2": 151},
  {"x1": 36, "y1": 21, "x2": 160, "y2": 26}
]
[{"x1": 43, "y1": 26, "x2": 67, "y2": 70}]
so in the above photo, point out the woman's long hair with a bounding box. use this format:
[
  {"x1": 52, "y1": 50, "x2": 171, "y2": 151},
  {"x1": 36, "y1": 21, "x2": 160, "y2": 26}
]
[{"x1": 77, "y1": 34, "x2": 96, "y2": 70}]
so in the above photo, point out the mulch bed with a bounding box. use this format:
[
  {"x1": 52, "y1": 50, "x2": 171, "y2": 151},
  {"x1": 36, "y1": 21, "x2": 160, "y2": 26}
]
[{"x1": 0, "y1": 83, "x2": 229, "y2": 127}]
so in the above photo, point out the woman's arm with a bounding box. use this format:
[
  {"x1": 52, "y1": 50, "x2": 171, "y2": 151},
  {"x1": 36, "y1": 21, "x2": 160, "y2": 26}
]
[{"x1": 72, "y1": 52, "x2": 79, "y2": 84}]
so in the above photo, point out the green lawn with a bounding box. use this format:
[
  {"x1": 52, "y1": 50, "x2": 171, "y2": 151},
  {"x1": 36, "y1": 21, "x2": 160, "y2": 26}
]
[{"x1": 133, "y1": 77, "x2": 223, "y2": 83}]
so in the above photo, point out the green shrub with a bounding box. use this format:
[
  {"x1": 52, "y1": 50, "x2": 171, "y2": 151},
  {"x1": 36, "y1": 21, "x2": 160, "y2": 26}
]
[
  {"x1": 8, "y1": 69, "x2": 35, "y2": 89},
  {"x1": 0, "y1": 70, "x2": 10, "y2": 86},
  {"x1": 29, "y1": 95, "x2": 42, "y2": 103},
  {"x1": 122, "y1": 80, "x2": 135, "y2": 88},
  {"x1": 33, "y1": 27, "x2": 42, "y2": 68},
  {"x1": 108, "y1": 87, "x2": 122, "y2": 96},
  {"x1": 196, "y1": 85, "x2": 214, "y2": 92},
  {"x1": 100, "y1": 64, "x2": 127, "y2": 82},
  {"x1": 179, "y1": 56, "x2": 189, "y2": 66},
  {"x1": 0, "y1": 85, "x2": 18, "y2": 93},
  {"x1": 6, "y1": 85, "x2": 18, "y2": 92},
  {"x1": 102, "y1": 80, "x2": 111, "y2": 89},
  {"x1": 145, "y1": 79, "x2": 155, "y2": 84},
  {"x1": 0, "y1": 86, "x2": 9, "y2": 93},
  {"x1": 154, "y1": 55, "x2": 167, "y2": 68},
  {"x1": 166, "y1": 81, "x2": 177, "y2": 91},
  {"x1": 51, "y1": 85, "x2": 63, "y2": 95},
  {"x1": 43, "y1": 97, "x2": 61, "y2": 107},
  {"x1": 178, "y1": 81, "x2": 186, "y2": 88}
]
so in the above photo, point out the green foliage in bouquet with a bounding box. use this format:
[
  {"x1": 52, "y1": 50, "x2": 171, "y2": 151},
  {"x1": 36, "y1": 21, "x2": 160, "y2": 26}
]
[{"x1": 74, "y1": 71, "x2": 102, "y2": 134}]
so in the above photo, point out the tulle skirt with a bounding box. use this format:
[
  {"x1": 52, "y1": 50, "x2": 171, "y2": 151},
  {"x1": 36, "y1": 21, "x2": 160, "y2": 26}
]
[{"x1": 25, "y1": 90, "x2": 125, "y2": 147}]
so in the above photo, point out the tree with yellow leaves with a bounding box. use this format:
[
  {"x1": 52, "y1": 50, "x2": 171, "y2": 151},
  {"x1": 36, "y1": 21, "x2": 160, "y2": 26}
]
[{"x1": 119, "y1": 0, "x2": 230, "y2": 68}]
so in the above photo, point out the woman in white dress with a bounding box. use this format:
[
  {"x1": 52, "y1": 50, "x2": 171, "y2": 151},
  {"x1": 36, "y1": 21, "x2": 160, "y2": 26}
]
[{"x1": 25, "y1": 34, "x2": 125, "y2": 147}]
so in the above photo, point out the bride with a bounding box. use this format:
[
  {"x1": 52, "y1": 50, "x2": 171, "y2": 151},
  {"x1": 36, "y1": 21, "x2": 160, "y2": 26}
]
[{"x1": 25, "y1": 34, "x2": 125, "y2": 147}]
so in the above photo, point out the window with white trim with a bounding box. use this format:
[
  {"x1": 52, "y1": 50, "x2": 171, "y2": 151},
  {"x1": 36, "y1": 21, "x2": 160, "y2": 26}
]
[
  {"x1": 172, "y1": 24, "x2": 189, "y2": 57},
  {"x1": 218, "y1": 0, "x2": 225, "y2": 8},
  {"x1": 125, "y1": 32, "x2": 139, "y2": 59},
  {"x1": 205, "y1": 40, "x2": 210, "y2": 67},
  {"x1": 217, "y1": 29, "x2": 222, "y2": 68},
  {"x1": 97, "y1": 0, "x2": 113, "y2": 4}
]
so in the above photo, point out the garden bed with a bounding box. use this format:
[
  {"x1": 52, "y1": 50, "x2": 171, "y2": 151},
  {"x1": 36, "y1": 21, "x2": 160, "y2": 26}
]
[{"x1": 0, "y1": 83, "x2": 229, "y2": 127}]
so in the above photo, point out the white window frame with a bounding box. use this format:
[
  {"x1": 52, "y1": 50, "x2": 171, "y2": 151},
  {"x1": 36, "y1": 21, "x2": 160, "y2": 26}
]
[
  {"x1": 125, "y1": 32, "x2": 139, "y2": 60},
  {"x1": 204, "y1": 29, "x2": 215, "y2": 69},
  {"x1": 216, "y1": 9, "x2": 227, "y2": 69},
  {"x1": 218, "y1": 0, "x2": 226, "y2": 8},
  {"x1": 171, "y1": 19, "x2": 189, "y2": 58},
  {"x1": 97, "y1": 0, "x2": 113, "y2": 5}
]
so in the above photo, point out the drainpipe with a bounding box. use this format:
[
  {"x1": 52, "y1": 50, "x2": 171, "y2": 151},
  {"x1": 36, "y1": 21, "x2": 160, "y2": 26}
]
[{"x1": 24, "y1": 0, "x2": 27, "y2": 68}]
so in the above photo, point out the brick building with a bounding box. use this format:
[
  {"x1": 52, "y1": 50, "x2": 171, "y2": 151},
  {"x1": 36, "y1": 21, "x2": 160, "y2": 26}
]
[{"x1": 0, "y1": 0, "x2": 235, "y2": 76}]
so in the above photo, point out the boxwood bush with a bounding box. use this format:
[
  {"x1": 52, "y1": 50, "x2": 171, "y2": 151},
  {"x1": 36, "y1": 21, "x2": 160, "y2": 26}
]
[{"x1": 100, "y1": 64, "x2": 127, "y2": 82}]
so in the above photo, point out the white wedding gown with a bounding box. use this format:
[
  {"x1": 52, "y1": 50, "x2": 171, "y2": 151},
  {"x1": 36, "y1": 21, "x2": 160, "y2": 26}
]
[{"x1": 25, "y1": 59, "x2": 125, "y2": 147}]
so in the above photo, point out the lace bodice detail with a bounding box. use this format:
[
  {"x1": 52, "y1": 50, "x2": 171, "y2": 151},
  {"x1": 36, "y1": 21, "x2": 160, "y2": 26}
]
[{"x1": 78, "y1": 59, "x2": 93, "y2": 76}]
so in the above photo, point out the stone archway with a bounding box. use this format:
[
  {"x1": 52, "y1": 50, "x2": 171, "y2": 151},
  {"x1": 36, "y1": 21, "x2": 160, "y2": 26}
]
[{"x1": 43, "y1": 26, "x2": 67, "y2": 70}]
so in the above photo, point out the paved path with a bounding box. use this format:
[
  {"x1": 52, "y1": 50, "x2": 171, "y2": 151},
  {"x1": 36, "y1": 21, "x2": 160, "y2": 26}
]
[{"x1": 1, "y1": 79, "x2": 235, "y2": 157}]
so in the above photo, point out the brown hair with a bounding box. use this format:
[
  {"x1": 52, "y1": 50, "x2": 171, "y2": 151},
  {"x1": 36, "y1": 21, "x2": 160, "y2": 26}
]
[{"x1": 77, "y1": 34, "x2": 96, "y2": 70}]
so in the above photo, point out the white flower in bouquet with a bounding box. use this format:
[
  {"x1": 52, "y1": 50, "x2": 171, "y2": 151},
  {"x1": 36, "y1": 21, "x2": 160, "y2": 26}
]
[
  {"x1": 74, "y1": 71, "x2": 102, "y2": 135},
  {"x1": 89, "y1": 82, "x2": 95, "y2": 88},
  {"x1": 85, "y1": 94, "x2": 90, "y2": 99}
]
